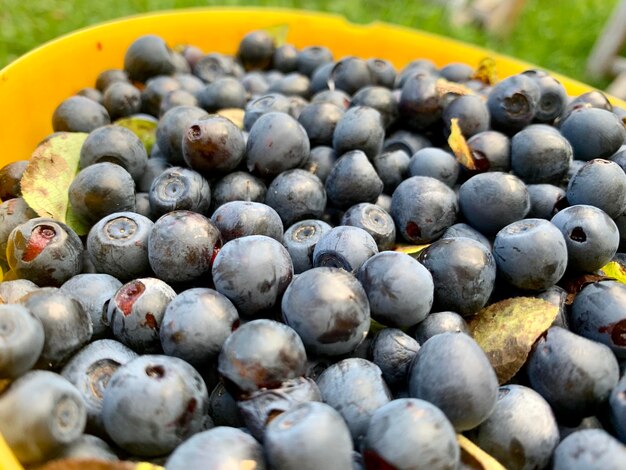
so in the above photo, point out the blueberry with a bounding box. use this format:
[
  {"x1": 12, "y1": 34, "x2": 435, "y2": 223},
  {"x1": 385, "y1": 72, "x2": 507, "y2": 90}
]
[
  {"x1": 282, "y1": 267, "x2": 370, "y2": 356},
  {"x1": 60, "y1": 339, "x2": 138, "y2": 435},
  {"x1": 486, "y1": 73, "x2": 540, "y2": 134},
  {"x1": 610, "y1": 373, "x2": 626, "y2": 443},
  {"x1": 552, "y1": 429, "x2": 626, "y2": 469},
  {"x1": 52, "y1": 96, "x2": 110, "y2": 133},
  {"x1": 0, "y1": 304, "x2": 44, "y2": 378},
  {"x1": 208, "y1": 382, "x2": 245, "y2": 427},
  {"x1": 465, "y1": 130, "x2": 511, "y2": 173},
  {"x1": 134, "y1": 192, "x2": 153, "y2": 220},
  {"x1": 237, "y1": 376, "x2": 321, "y2": 440},
  {"x1": 265, "y1": 169, "x2": 326, "y2": 227},
  {"x1": 408, "y1": 147, "x2": 460, "y2": 187},
  {"x1": 138, "y1": 76, "x2": 181, "y2": 116},
  {"x1": 211, "y1": 201, "x2": 283, "y2": 243},
  {"x1": 520, "y1": 69, "x2": 567, "y2": 123},
  {"x1": 551, "y1": 205, "x2": 619, "y2": 272},
  {"x1": 165, "y1": 427, "x2": 266, "y2": 470},
  {"x1": 408, "y1": 332, "x2": 498, "y2": 431},
  {"x1": 302, "y1": 146, "x2": 337, "y2": 183},
  {"x1": 124, "y1": 35, "x2": 176, "y2": 83},
  {"x1": 95, "y1": 69, "x2": 129, "y2": 93},
  {"x1": 441, "y1": 222, "x2": 492, "y2": 249},
  {"x1": 138, "y1": 158, "x2": 169, "y2": 195},
  {"x1": 560, "y1": 107, "x2": 626, "y2": 161},
  {"x1": 419, "y1": 237, "x2": 496, "y2": 315},
  {"x1": 468, "y1": 385, "x2": 559, "y2": 470},
  {"x1": 61, "y1": 273, "x2": 122, "y2": 339},
  {"x1": 367, "y1": 58, "x2": 396, "y2": 88},
  {"x1": 535, "y1": 285, "x2": 569, "y2": 328},
  {"x1": 0, "y1": 279, "x2": 38, "y2": 304},
  {"x1": 7, "y1": 218, "x2": 83, "y2": 287},
  {"x1": 567, "y1": 159, "x2": 626, "y2": 218},
  {"x1": 443, "y1": 94, "x2": 490, "y2": 138},
  {"x1": 369, "y1": 328, "x2": 420, "y2": 388},
  {"x1": 399, "y1": 73, "x2": 442, "y2": 130},
  {"x1": 268, "y1": 72, "x2": 312, "y2": 99},
  {"x1": 198, "y1": 77, "x2": 247, "y2": 112},
  {"x1": 316, "y1": 358, "x2": 391, "y2": 442},
  {"x1": 102, "y1": 354, "x2": 209, "y2": 456},
  {"x1": 459, "y1": 172, "x2": 530, "y2": 236},
  {"x1": 341, "y1": 203, "x2": 396, "y2": 251},
  {"x1": 242, "y1": 71, "x2": 270, "y2": 95},
  {"x1": 0, "y1": 371, "x2": 86, "y2": 465},
  {"x1": 328, "y1": 57, "x2": 374, "y2": 95},
  {"x1": 527, "y1": 184, "x2": 567, "y2": 219},
  {"x1": 440, "y1": 62, "x2": 473, "y2": 82},
  {"x1": 0, "y1": 198, "x2": 37, "y2": 269},
  {"x1": 87, "y1": 212, "x2": 153, "y2": 281},
  {"x1": 265, "y1": 401, "x2": 353, "y2": 469},
  {"x1": 68, "y1": 162, "x2": 136, "y2": 224},
  {"x1": 237, "y1": 30, "x2": 275, "y2": 71},
  {"x1": 174, "y1": 72, "x2": 205, "y2": 96},
  {"x1": 156, "y1": 105, "x2": 209, "y2": 166},
  {"x1": 296, "y1": 46, "x2": 334, "y2": 76},
  {"x1": 0, "y1": 160, "x2": 28, "y2": 200},
  {"x1": 311, "y1": 89, "x2": 351, "y2": 109},
  {"x1": 352, "y1": 86, "x2": 398, "y2": 129},
  {"x1": 105, "y1": 277, "x2": 176, "y2": 353},
  {"x1": 359, "y1": 252, "x2": 433, "y2": 328},
  {"x1": 373, "y1": 149, "x2": 410, "y2": 193},
  {"x1": 392, "y1": 176, "x2": 458, "y2": 243},
  {"x1": 148, "y1": 210, "x2": 221, "y2": 283},
  {"x1": 493, "y1": 219, "x2": 568, "y2": 291},
  {"x1": 297, "y1": 103, "x2": 344, "y2": 147},
  {"x1": 212, "y1": 235, "x2": 293, "y2": 317},
  {"x1": 159, "y1": 89, "x2": 199, "y2": 115},
  {"x1": 309, "y1": 62, "x2": 335, "y2": 94},
  {"x1": 333, "y1": 106, "x2": 385, "y2": 159},
  {"x1": 570, "y1": 280, "x2": 626, "y2": 358},
  {"x1": 149, "y1": 166, "x2": 211, "y2": 217},
  {"x1": 192, "y1": 53, "x2": 242, "y2": 84},
  {"x1": 211, "y1": 171, "x2": 267, "y2": 209},
  {"x1": 313, "y1": 226, "x2": 378, "y2": 274},
  {"x1": 55, "y1": 434, "x2": 118, "y2": 462},
  {"x1": 246, "y1": 112, "x2": 310, "y2": 177},
  {"x1": 79, "y1": 125, "x2": 148, "y2": 181},
  {"x1": 286, "y1": 95, "x2": 308, "y2": 119},
  {"x1": 383, "y1": 129, "x2": 432, "y2": 156},
  {"x1": 325, "y1": 150, "x2": 383, "y2": 209},
  {"x1": 182, "y1": 115, "x2": 247, "y2": 176},
  {"x1": 282, "y1": 219, "x2": 332, "y2": 274},
  {"x1": 510, "y1": 124, "x2": 573, "y2": 184},
  {"x1": 159, "y1": 288, "x2": 238, "y2": 368},
  {"x1": 363, "y1": 398, "x2": 460, "y2": 470},
  {"x1": 414, "y1": 311, "x2": 469, "y2": 344},
  {"x1": 273, "y1": 44, "x2": 298, "y2": 73},
  {"x1": 527, "y1": 326, "x2": 619, "y2": 425},
  {"x1": 217, "y1": 319, "x2": 306, "y2": 397},
  {"x1": 243, "y1": 93, "x2": 292, "y2": 131},
  {"x1": 102, "y1": 81, "x2": 142, "y2": 120}
]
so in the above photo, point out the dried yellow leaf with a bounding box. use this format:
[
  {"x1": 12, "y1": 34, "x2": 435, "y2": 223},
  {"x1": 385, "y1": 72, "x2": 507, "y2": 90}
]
[
  {"x1": 468, "y1": 297, "x2": 559, "y2": 384},
  {"x1": 394, "y1": 244, "x2": 430, "y2": 258},
  {"x1": 472, "y1": 57, "x2": 498, "y2": 85},
  {"x1": 20, "y1": 132, "x2": 90, "y2": 235},
  {"x1": 448, "y1": 118, "x2": 477, "y2": 170},
  {"x1": 458, "y1": 434, "x2": 507, "y2": 470},
  {"x1": 599, "y1": 261, "x2": 626, "y2": 285},
  {"x1": 217, "y1": 108, "x2": 245, "y2": 129}
]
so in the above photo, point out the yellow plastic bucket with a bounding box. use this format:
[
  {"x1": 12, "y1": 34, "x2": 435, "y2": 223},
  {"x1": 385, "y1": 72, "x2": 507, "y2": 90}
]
[
  {"x1": 0, "y1": 7, "x2": 625, "y2": 468},
  {"x1": 1, "y1": 7, "x2": 626, "y2": 168}
]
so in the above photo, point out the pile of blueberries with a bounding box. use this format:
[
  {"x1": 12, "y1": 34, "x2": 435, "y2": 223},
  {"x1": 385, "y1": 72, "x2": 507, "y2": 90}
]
[{"x1": 1, "y1": 29, "x2": 626, "y2": 469}]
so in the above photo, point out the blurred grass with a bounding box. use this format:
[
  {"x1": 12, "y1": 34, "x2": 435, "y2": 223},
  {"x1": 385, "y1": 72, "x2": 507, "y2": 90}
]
[{"x1": 0, "y1": 0, "x2": 619, "y2": 87}]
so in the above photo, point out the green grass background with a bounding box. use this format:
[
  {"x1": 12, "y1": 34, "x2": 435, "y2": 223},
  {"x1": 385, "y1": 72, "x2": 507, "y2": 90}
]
[{"x1": 0, "y1": 0, "x2": 620, "y2": 87}]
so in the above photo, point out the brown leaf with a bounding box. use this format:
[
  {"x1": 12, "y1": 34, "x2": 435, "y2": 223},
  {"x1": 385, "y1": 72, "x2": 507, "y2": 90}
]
[
  {"x1": 458, "y1": 435, "x2": 506, "y2": 470},
  {"x1": 472, "y1": 57, "x2": 498, "y2": 85},
  {"x1": 435, "y1": 78, "x2": 476, "y2": 98},
  {"x1": 217, "y1": 108, "x2": 245, "y2": 129},
  {"x1": 561, "y1": 273, "x2": 614, "y2": 305},
  {"x1": 468, "y1": 297, "x2": 559, "y2": 384}
]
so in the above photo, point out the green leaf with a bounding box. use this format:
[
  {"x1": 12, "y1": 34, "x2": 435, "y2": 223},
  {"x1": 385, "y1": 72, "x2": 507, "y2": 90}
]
[
  {"x1": 115, "y1": 114, "x2": 158, "y2": 154},
  {"x1": 468, "y1": 297, "x2": 559, "y2": 384},
  {"x1": 20, "y1": 132, "x2": 89, "y2": 235},
  {"x1": 458, "y1": 435, "x2": 506, "y2": 470}
]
